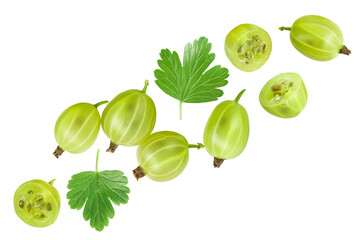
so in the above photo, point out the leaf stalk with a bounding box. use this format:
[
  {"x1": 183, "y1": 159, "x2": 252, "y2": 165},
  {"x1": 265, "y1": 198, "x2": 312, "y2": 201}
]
[
  {"x1": 95, "y1": 149, "x2": 100, "y2": 172},
  {"x1": 179, "y1": 101, "x2": 183, "y2": 120}
]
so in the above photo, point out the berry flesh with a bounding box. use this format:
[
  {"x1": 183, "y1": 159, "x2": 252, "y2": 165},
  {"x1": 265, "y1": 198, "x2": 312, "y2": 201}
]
[
  {"x1": 225, "y1": 24, "x2": 272, "y2": 72},
  {"x1": 14, "y1": 179, "x2": 60, "y2": 227},
  {"x1": 259, "y1": 72, "x2": 307, "y2": 118}
]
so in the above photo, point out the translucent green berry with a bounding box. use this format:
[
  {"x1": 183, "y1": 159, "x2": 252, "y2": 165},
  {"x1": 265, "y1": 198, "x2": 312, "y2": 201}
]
[
  {"x1": 53, "y1": 100, "x2": 107, "y2": 158},
  {"x1": 225, "y1": 24, "x2": 272, "y2": 72},
  {"x1": 279, "y1": 15, "x2": 351, "y2": 61},
  {"x1": 133, "y1": 131, "x2": 203, "y2": 182},
  {"x1": 101, "y1": 80, "x2": 156, "y2": 153},
  {"x1": 203, "y1": 89, "x2": 250, "y2": 167},
  {"x1": 259, "y1": 72, "x2": 307, "y2": 118}
]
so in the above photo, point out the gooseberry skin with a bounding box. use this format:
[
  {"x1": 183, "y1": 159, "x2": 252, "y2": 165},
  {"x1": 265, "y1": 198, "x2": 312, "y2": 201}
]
[
  {"x1": 203, "y1": 90, "x2": 250, "y2": 167},
  {"x1": 54, "y1": 101, "x2": 106, "y2": 158},
  {"x1": 101, "y1": 81, "x2": 156, "y2": 153},
  {"x1": 225, "y1": 24, "x2": 272, "y2": 72},
  {"x1": 259, "y1": 72, "x2": 307, "y2": 118},
  {"x1": 135, "y1": 131, "x2": 191, "y2": 182},
  {"x1": 280, "y1": 15, "x2": 350, "y2": 61},
  {"x1": 14, "y1": 179, "x2": 60, "y2": 228}
]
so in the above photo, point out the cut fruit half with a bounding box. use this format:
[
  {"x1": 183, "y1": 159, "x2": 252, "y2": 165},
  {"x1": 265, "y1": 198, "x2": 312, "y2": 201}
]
[
  {"x1": 225, "y1": 24, "x2": 272, "y2": 72},
  {"x1": 259, "y1": 72, "x2": 307, "y2": 118}
]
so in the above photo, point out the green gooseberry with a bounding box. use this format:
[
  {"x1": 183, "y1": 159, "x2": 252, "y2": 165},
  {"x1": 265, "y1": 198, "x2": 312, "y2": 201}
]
[
  {"x1": 203, "y1": 89, "x2": 250, "y2": 168},
  {"x1": 279, "y1": 15, "x2": 351, "y2": 61},
  {"x1": 225, "y1": 24, "x2": 272, "y2": 72},
  {"x1": 53, "y1": 100, "x2": 107, "y2": 158},
  {"x1": 133, "y1": 131, "x2": 204, "y2": 182},
  {"x1": 101, "y1": 80, "x2": 156, "y2": 153},
  {"x1": 259, "y1": 72, "x2": 308, "y2": 118},
  {"x1": 14, "y1": 179, "x2": 60, "y2": 227}
]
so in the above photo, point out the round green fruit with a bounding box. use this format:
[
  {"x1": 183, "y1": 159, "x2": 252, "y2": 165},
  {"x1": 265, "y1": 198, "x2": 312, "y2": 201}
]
[
  {"x1": 14, "y1": 179, "x2": 60, "y2": 227},
  {"x1": 225, "y1": 24, "x2": 272, "y2": 72},
  {"x1": 101, "y1": 80, "x2": 156, "y2": 153},
  {"x1": 279, "y1": 15, "x2": 351, "y2": 61},
  {"x1": 203, "y1": 89, "x2": 250, "y2": 168},
  {"x1": 259, "y1": 72, "x2": 307, "y2": 118},
  {"x1": 53, "y1": 100, "x2": 107, "y2": 158},
  {"x1": 133, "y1": 131, "x2": 203, "y2": 182}
]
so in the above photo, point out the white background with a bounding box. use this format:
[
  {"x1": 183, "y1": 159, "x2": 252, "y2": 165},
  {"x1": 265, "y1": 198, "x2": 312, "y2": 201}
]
[{"x1": 1, "y1": 0, "x2": 359, "y2": 239}]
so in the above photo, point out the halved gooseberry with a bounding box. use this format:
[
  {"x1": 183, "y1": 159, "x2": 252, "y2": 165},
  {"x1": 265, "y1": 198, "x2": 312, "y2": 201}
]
[
  {"x1": 225, "y1": 24, "x2": 272, "y2": 72},
  {"x1": 14, "y1": 179, "x2": 60, "y2": 227},
  {"x1": 259, "y1": 72, "x2": 307, "y2": 118}
]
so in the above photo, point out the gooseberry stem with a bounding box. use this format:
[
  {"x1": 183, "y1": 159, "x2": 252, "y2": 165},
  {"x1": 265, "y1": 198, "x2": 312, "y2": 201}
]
[
  {"x1": 49, "y1": 179, "x2": 56, "y2": 185},
  {"x1": 106, "y1": 141, "x2": 118, "y2": 153},
  {"x1": 214, "y1": 158, "x2": 225, "y2": 168},
  {"x1": 234, "y1": 89, "x2": 246, "y2": 103},
  {"x1": 339, "y1": 45, "x2": 351, "y2": 55},
  {"x1": 188, "y1": 143, "x2": 205, "y2": 149},
  {"x1": 53, "y1": 146, "x2": 64, "y2": 158},
  {"x1": 95, "y1": 149, "x2": 100, "y2": 172},
  {"x1": 279, "y1": 26, "x2": 292, "y2": 31},
  {"x1": 142, "y1": 80, "x2": 149, "y2": 93},
  {"x1": 93, "y1": 100, "x2": 109, "y2": 108},
  {"x1": 133, "y1": 166, "x2": 145, "y2": 181}
]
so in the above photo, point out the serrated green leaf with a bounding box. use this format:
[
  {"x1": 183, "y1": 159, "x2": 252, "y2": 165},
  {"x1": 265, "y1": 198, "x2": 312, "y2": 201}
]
[
  {"x1": 154, "y1": 37, "x2": 229, "y2": 119},
  {"x1": 67, "y1": 150, "x2": 130, "y2": 232}
]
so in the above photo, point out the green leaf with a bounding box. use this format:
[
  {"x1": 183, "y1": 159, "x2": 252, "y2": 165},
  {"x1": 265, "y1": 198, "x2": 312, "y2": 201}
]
[
  {"x1": 154, "y1": 37, "x2": 229, "y2": 119},
  {"x1": 67, "y1": 150, "x2": 130, "y2": 232}
]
